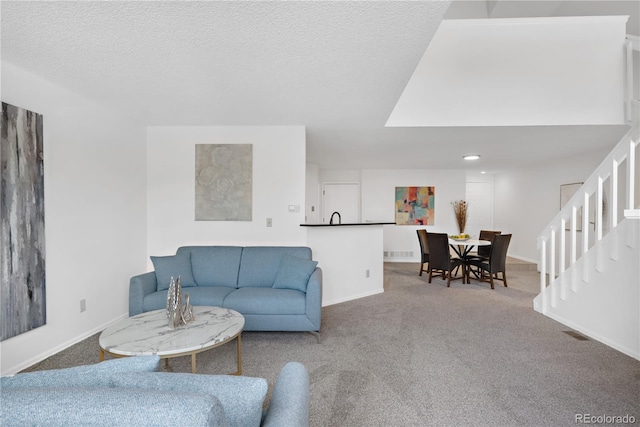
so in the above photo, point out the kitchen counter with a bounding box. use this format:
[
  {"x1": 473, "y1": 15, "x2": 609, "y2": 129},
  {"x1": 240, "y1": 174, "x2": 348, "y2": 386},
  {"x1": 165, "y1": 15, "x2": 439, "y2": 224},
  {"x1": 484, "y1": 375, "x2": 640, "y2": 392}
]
[{"x1": 304, "y1": 223, "x2": 390, "y2": 306}]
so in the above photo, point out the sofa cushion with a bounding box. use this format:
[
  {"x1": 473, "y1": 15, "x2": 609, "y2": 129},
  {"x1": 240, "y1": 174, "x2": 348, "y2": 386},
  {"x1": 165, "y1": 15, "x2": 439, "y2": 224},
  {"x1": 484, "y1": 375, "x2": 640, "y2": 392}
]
[
  {"x1": 0, "y1": 356, "x2": 160, "y2": 389},
  {"x1": 223, "y1": 287, "x2": 306, "y2": 315},
  {"x1": 142, "y1": 286, "x2": 237, "y2": 313},
  {"x1": 151, "y1": 253, "x2": 197, "y2": 291},
  {"x1": 238, "y1": 246, "x2": 312, "y2": 288},
  {"x1": 177, "y1": 246, "x2": 242, "y2": 288},
  {"x1": 272, "y1": 255, "x2": 318, "y2": 292},
  {"x1": 175, "y1": 286, "x2": 237, "y2": 307},
  {"x1": 1, "y1": 387, "x2": 227, "y2": 427},
  {"x1": 107, "y1": 371, "x2": 267, "y2": 427}
]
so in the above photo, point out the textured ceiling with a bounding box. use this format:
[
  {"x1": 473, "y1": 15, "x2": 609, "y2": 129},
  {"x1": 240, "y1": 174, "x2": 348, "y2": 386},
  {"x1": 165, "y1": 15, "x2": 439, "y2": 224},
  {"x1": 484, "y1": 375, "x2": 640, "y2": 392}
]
[{"x1": 1, "y1": 1, "x2": 636, "y2": 171}]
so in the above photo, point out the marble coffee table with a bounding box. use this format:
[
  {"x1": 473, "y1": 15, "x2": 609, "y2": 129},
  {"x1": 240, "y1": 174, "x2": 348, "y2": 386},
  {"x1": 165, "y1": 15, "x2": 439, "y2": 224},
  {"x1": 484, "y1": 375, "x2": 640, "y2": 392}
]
[{"x1": 99, "y1": 306, "x2": 244, "y2": 374}]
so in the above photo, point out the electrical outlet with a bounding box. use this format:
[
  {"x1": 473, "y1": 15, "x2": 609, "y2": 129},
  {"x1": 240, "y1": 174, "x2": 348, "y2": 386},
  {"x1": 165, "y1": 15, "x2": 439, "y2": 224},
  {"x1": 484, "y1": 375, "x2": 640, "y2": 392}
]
[
  {"x1": 365, "y1": 269, "x2": 370, "y2": 278},
  {"x1": 266, "y1": 218, "x2": 272, "y2": 227},
  {"x1": 80, "y1": 299, "x2": 86, "y2": 312}
]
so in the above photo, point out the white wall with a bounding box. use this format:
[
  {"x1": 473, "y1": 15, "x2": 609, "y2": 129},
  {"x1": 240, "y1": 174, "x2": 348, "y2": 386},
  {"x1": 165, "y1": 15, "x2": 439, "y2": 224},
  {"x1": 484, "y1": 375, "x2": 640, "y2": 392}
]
[
  {"x1": 146, "y1": 126, "x2": 306, "y2": 260},
  {"x1": 0, "y1": 62, "x2": 147, "y2": 376},
  {"x1": 387, "y1": 16, "x2": 627, "y2": 126},
  {"x1": 310, "y1": 156, "x2": 620, "y2": 265},
  {"x1": 361, "y1": 169, "x2": 466, "y2": 261},
  {"x1": 320, "y1": 169, "x2": 362, "y2": 183},
  {"x1": 534, "y1": 218, "x2": 640, "y2": 360},
  {"x1": 310, "y1": 168, "x2": 465, "y2": 262},
  {"x1": 494, "y1": 147, "x2": 610, "y2": 262},
  {"x1": 305, "y1": 163, "x2": 320, "y2": 224}
]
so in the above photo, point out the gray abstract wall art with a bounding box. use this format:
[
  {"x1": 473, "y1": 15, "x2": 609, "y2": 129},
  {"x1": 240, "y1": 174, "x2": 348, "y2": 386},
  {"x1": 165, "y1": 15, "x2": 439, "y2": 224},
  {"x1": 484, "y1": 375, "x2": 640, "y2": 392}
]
[
  {"x1": 195, "y1": 144, "x2": 252, "y2": 221},
  {"x1": 1, "y1": 102, "x2": 46, "y2": 341}
]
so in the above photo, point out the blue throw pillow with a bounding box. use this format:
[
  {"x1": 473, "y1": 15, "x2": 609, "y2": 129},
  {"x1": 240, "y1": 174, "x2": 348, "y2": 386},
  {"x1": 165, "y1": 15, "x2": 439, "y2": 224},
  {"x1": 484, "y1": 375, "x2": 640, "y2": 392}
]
[
  {"x1": 151, "y1": 253, "x2": 197, "y2": 291},
  {"x1": 272, "y1": 255, "x2": 318, "y2": 292},
  {"x1": 0, "y1": 356, "x2": 160, "y2": 389}
]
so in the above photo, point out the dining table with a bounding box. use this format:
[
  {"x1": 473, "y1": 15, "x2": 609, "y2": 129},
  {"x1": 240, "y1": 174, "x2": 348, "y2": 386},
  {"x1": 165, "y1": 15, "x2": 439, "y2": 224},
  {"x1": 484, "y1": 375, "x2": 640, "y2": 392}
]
[{"x1": 448, "y1": 238, "x2": 491, "y2": 284}]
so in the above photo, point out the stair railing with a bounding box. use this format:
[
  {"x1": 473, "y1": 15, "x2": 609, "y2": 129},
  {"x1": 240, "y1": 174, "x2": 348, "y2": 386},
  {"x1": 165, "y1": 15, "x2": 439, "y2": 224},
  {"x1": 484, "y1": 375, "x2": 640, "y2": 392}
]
[{"x1": 537, "y1": 123, "x2": 639, "y2": 310}]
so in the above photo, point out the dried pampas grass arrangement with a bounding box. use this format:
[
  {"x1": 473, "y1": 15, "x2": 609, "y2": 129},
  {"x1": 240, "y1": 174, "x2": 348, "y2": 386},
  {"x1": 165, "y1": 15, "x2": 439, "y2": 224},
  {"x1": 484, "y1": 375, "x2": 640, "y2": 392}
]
[{"x1": 452, "y1": 200, "x2": 468, "y2": 234}]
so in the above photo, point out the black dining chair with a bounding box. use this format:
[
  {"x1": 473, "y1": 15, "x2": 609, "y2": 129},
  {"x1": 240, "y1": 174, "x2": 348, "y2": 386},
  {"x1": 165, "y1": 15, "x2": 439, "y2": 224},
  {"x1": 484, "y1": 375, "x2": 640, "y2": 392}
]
[
  {"x1": 471, "y1": 230, "x2": 501, "y2": 261},
  {"x1": 478, "y1": 229, "x2": 501, "y2": 258},
  {"x1": 469, "y1": 234, "x2": 511, "y2": 289},
  {"x1": 416, "y1": 229, "x2": 429, "y2": 276},
  {"x1": 425, "y1": 232, "x2": 463, "y2": 287}
]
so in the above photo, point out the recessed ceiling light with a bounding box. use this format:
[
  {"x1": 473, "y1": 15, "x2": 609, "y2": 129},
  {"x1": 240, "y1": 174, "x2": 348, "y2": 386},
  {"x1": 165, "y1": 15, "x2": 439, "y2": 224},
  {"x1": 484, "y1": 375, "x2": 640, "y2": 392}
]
[
  {"x1": 463, "y1": 154, "x2": 481, "y2": 160},
  {"x1": 480, "y1": 171, "x2": 486, "y2": 174}
]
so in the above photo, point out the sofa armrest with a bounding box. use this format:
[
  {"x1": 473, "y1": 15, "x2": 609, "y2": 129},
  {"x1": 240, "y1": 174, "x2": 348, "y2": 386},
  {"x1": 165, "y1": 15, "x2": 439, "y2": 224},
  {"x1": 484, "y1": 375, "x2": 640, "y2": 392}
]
[
  {"x1": 305, "y1": 267, "x2": 322, "y2": 331},
  {"x1": 262, "y1": 362, "x2": 309, "y2": 427},
  {"x1": 129, "y1": 271, "x2": 158, "y2": 316}
]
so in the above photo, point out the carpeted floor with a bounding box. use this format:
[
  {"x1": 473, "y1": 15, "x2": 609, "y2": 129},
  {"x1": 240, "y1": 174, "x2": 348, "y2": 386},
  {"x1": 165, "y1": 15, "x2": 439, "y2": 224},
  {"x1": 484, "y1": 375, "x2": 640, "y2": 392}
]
[{"x1": 23, "y1": 262, "x2": 640, "y2": 426}]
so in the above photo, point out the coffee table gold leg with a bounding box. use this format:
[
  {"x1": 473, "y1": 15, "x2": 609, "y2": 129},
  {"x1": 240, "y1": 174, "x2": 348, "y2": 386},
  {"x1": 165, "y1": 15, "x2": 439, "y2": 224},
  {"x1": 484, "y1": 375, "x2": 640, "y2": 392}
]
[
  {"x1": 191, "y1": 353, "x2": 197, "y2": 374},
  {"x1": 99, "y1": 348, "x2": 104, "y2": 362}
]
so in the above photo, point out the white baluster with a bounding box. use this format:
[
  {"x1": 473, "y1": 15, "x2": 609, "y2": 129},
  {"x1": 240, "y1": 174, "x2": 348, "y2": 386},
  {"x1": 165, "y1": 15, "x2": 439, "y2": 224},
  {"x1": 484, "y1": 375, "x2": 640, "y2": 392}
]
[
  {"x1": 540, "y1": 236, "x2": 547, "y2": 313},
  {"x1": 571, "y1": 206, "x2": 577, "y2": 265},
  {"x1": 597, "y1": 177, "x2": 603, "y2": 242},
  {"x1": 596, "y1": 177, "x2": 605, "y2": 273},
  {"x1": 560, "y1": 218, "x2": 567, "y2": 301},
  {"x1": 582, "y1": 191, "x2": 590, "y2": 284},
  {"x1": 550, "y1": 227, "x2": 556, "y2": 308},
  {"x1": 612, "y1": 159, "x2": 619, "y2": 229},
  {"x1": 625, "y1": 39, "x2": 633, "y2": 123},
  {"x1": 624, "y1": 138, "x2": 637, "y2": 222},
  {"x1": 611, "y1": 159, "x2": 620, "y2": 261}
]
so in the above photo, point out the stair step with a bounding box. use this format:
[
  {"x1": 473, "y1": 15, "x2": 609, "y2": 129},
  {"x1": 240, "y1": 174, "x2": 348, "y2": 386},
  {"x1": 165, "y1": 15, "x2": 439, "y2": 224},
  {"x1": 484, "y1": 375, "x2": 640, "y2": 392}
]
[{"x1": 507, "y1": 257, "x2": 537, "y2": 271}]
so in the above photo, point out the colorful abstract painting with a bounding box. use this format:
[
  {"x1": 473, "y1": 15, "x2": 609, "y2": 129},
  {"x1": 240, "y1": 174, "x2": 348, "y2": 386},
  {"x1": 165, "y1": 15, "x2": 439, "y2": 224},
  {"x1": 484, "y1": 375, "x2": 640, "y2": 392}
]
[
  {"x1": 1, "y1": 102, "x2": 46, "y2": 341},
  {"x1": 395, "y1": 186, "x2": 435, "y2": 225},
  {"x1": 195, "y1": 144, "x2": 252, "y2": 221}
]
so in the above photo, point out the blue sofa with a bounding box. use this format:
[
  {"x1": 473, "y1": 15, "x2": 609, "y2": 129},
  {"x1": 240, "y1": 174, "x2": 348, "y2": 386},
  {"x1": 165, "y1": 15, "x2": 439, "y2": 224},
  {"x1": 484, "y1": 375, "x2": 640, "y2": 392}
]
[
  {"x1": 130, "y1": 246, "x2": 322, "y2": 334},
  {"x1": 1, "y1": 356, "x2": 309, "y2": 427}
]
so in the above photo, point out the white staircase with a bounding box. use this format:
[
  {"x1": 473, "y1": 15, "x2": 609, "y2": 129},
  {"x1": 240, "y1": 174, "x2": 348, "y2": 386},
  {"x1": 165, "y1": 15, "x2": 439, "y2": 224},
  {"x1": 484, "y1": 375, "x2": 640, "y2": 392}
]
[{"x1": 534, "y1": 124, "x2": 640, "y2": 360}]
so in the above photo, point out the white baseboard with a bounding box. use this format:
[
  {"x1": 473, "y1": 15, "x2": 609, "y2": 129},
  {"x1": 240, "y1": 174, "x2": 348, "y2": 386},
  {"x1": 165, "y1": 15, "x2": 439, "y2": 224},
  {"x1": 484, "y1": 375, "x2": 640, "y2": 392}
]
[
  {"x1": 384, "y1": 257, "x2": 420, "y2": 263},
  {"x1": 508, "y1": 253, "x2": 538, "y2": 265},
  {"x1": 3, "y1": 313, "x2": 128, "y2": 376},
  {"x1": 384, "y1": 253, "x2": 539, "y2": 265},
  {"x1": 322, "y1": 289, "x2": 384, "y2": 307},
  {"x1": 542, "y1": 309, "x2": 640, "y2": 361}
]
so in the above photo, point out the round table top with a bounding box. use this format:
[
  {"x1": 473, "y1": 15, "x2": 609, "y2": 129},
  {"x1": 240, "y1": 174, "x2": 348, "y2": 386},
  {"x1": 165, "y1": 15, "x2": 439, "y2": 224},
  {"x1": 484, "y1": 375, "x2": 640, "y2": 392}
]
[
  {"x1": 99, "y1": 306, "x2": 244, "y2": 357},
  {"x1": 448, "y1": 238, "x2": 491, "y2": 246}
]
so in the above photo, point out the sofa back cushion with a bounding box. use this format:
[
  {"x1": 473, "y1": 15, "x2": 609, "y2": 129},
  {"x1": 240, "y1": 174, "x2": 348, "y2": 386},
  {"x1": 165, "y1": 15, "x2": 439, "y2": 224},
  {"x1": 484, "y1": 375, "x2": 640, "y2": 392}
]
[
  {"x1": 238, "y1": 246, "x2": 312, "y2": 288},
  {"x1": 177, "y1": 246, "x2": 242, "y2": 288},
  {"x1": 1, "y1": 356, "x2": 160, "y2": 389},
  {"x1": 2, "y1": 387, "x2": 227, "y2": 427},
  {"x1": 108, "y1": 371, "x2": 267, "y2": 427}
]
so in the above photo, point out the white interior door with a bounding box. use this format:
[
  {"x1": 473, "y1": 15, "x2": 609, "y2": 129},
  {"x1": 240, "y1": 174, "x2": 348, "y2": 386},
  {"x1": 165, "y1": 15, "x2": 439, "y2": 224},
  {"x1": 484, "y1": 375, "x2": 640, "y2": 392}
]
[
  {"x1": 322, "y1": 183, "x2": 360, "y2": 224},
  {"x1": 465, "y1": 182, "x2": 493, "y2": 238}
]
